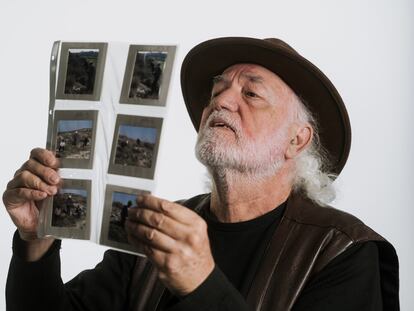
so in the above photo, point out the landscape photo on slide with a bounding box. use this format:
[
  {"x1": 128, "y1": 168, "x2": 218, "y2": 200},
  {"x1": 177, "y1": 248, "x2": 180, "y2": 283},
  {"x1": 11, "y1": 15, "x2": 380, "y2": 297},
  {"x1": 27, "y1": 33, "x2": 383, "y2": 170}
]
[
  {"x1": 64, "y1": 48, "x2": 99, "y2": 95},
  {"x1": 52, "y1": 188, "x2": 88, "y2": 229},
  {"x1": 128, "y1": 51, "x2": 167, "y2": 100},
  {"x1": 55, "y1": 119, "x2": 93, "y2": 160},
  {"x1": 108, "y1": 191, "x2": 137, "y2": 244},
  {"x1": 114, "y1": 124, "x2": 157, "y2": 168}
]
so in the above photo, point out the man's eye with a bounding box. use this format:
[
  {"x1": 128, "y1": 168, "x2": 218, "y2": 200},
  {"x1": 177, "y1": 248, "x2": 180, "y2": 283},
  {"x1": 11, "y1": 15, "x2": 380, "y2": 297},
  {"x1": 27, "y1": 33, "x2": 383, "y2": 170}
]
[{"x1": 244, "y1": 90, "x2": 258, "y2": 98}]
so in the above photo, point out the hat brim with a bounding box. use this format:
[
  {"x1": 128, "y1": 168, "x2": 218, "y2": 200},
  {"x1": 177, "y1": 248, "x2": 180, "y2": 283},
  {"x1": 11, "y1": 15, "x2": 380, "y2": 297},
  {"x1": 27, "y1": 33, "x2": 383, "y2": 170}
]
[{"x1": 180, "y1": 37, "x2": 351, "y2": 175}]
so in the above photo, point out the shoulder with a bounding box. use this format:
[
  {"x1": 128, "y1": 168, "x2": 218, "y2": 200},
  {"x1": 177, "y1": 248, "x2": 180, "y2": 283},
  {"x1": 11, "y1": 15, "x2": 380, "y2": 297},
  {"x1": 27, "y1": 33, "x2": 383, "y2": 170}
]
[
  {"x1": 286, "y1": 194, "x2": 363, "y2": 228},
  {"x1": 283, "y1": 195, "x2": 398, "y2": 299},
  {"x1": 284, "y1": 194, "x2": 385, "y2": 244}
]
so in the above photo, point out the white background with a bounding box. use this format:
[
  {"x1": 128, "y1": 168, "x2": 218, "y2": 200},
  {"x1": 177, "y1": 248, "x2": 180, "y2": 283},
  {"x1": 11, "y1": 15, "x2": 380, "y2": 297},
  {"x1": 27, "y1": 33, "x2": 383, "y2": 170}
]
[{"x1": 0, "y1": 0, "x2": 413, "y2": 309}]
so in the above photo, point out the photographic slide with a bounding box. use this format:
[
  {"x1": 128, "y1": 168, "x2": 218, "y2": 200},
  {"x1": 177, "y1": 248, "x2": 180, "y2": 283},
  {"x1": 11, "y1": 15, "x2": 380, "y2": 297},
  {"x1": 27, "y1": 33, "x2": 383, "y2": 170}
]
[
  {"x1": 115, "y1": 125, "x2": 157, "y2": 168},
  {"x1": 108, "y1": 115, "x2": 163, "y2": 179},
  {"x1": 64, "y1": 48, "x2": 98, "y2": 95},
  {"x1": 45, "y1": 179, "x2": 91, "y2": 240},
  {"x1": 52, "y1": 188, "x2": 87, "y2": 229},
  {"x1": 128, "y1": 51, "x2": 167, "y2": 99},
  {"x1": 56, "y1": 42, "x2": 107, "y2": 101},
  {"x1": 52, "y1": 110, "x2": 98, "y2": 169},
  {"x1": 120, "y1": 45, "x2": 176, "y2": 106},
  {"x1": 100, "y1": 185, "x2": 149, "y2": 255}
]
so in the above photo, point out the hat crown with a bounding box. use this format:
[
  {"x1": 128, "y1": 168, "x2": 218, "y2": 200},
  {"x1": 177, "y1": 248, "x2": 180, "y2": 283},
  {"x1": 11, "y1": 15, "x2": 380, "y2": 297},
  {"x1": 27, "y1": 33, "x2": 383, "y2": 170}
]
[{"x1": 263, "y1": 38, "x2": 298, "y2": 55}]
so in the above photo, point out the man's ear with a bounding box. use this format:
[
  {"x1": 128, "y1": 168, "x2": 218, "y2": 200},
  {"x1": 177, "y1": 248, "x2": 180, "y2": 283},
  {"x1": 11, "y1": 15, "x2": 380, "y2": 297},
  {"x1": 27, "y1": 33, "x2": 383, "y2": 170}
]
[{"x1": 285, "y1": 124, "x2": 313, "y2": 159}]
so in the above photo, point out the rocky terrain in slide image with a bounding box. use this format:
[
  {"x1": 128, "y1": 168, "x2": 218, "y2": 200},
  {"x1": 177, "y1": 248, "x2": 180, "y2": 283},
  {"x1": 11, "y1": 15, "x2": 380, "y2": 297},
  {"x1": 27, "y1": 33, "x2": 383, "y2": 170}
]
[{"x1": 115, "y1": 134, "x2": 154, "y2": 168}]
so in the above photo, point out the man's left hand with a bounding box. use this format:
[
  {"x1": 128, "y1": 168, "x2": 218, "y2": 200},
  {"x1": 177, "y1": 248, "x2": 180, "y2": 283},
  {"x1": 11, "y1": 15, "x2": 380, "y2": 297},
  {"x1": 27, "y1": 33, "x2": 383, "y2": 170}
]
[{"x1": 126, "y1": 194, "x2": 215, "y2": 296}]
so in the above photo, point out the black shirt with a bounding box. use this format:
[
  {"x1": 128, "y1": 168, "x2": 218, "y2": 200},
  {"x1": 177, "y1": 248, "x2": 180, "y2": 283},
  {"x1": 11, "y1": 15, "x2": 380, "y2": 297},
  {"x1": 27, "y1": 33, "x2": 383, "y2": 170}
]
[{"x1": 206, "y1": 202, "x2": 287, "y2": 293}]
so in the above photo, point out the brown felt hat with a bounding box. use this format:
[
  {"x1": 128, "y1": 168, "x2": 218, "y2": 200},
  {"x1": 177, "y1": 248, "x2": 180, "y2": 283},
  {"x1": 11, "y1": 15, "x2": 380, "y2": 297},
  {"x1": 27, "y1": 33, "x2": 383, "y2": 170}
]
[{"x1": 180, "y1": 37, "x2": 351, "y2": 175}]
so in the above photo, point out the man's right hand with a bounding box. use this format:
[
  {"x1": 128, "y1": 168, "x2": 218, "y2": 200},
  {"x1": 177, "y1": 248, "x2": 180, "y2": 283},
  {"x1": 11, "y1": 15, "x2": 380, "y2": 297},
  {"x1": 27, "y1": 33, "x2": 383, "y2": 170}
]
[{"x1": 2, "y1": 148, "x2": 60, "y2": 260}]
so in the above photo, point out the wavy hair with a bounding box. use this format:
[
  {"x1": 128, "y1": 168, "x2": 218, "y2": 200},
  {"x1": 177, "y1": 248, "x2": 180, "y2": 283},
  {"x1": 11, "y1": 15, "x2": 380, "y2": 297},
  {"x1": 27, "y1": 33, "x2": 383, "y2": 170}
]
[{"x1": 292, "y1": 96, "x2": 337, "y2": 206}]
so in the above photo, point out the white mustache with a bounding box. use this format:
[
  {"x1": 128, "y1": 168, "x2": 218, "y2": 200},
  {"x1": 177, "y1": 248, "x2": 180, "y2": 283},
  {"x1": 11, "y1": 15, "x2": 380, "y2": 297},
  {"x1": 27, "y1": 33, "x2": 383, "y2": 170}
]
[{"x1": 203, "y1": 111, "x2": 241, "y2": 137}]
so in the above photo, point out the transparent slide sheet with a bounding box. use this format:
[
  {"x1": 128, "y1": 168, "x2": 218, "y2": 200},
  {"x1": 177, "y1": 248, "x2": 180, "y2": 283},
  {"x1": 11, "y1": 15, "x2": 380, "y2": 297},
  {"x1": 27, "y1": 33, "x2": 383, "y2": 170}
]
[{"x1": 38, "y1": 41, "x2": 176, "y2": 256}]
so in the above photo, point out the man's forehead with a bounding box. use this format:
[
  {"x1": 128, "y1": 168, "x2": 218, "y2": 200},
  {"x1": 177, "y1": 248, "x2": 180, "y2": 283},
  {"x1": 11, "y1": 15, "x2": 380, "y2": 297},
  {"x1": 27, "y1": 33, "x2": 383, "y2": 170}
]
[
  {"x1": 215, "y1": 63, "x2": 295, "y2": 98},
  {"x1": 221, "y1": 63, "x2": 277, "y2": 79},
  {"x1": 214, "y1": 63, "x2": 288, "y2": 89}
]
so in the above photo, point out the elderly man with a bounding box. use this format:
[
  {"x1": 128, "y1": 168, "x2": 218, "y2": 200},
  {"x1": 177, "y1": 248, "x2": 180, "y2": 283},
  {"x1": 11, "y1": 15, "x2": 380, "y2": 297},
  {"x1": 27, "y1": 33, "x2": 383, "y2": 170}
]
[{"x1": 4, "y1": 37, "x2": 399, "y2": 310}]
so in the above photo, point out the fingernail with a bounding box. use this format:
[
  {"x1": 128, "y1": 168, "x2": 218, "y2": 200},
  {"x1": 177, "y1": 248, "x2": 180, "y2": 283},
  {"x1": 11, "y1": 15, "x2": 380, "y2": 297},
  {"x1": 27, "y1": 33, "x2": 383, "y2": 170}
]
[
  {"x1": 137, "y1": 195, "x2": 144, "y2": 204},
  {"x1": 50, "y1": 175, "x2": 59, "y2": 184}
]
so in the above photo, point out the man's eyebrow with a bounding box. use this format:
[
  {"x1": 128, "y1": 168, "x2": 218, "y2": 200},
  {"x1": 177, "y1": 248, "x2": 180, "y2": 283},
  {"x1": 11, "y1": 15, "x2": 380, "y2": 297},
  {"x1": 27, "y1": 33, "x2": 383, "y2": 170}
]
[
  {"x1": 212, "y1": 74, "x2": 264, "y2": 84},
  {"x1": 242, "y1": 73, "x2": 264, "y2": 84}
]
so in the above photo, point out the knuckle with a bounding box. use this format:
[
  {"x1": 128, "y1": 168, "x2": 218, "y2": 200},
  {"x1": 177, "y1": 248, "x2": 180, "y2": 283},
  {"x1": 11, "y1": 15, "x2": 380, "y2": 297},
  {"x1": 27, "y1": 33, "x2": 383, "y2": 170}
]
[
  {"x1": 13, "y1": 168, "x2": 22, "y2": 178},
  {"x1": 29, "y1": 148, "x2": 38, "y2": 156},
  {"x1": 32, "y1": 177, "x2": 41, "y2": 190},
  {"x1": 139, "y1": 194, "x2": 149, "y2": 205},
  {"x1": 19, "y1": 171, "x2": 32, "y2": 187},
  {"x1": 40, "y1": 165, "x2": 50, "y2": 177},
  {"x1": 145, "y1": 228, "x2": 155, "y2": 241},
  {"x1": 16, "y1": 188, "x2": 26, "y2": 198},
  {"x1": 46, "y1": 170, "x2": 56, "y2": 183},
  {"x1": 163, "y1": 256, "x2": 179, "y2": 275},
  {"x1": 6, "y1": 179, "x2": 15, "y2": 190},
  {"x1": 2, "y1": 189, "x2": 10, "y2": 205},
  {"x1": 150, "y1": 213, "x2": 164, "y2": 227},
  {"x1": 188, "y1": 221, "x2": 208, "y2": 247},
  {"x1": 30, "y1": 147, "x2": 42, "y2": 158},
  {"x1": 187, "y1": 233, "x2": 201, "y2": 246},
  {"x1": 177, "y1": 246, "x2": 191, "y2": 259},
  {"x1": 45, "y1": 149, "x2": 54, "y2": 158},
  {"x1": 29, "y1": 189, "x2": 38, "y2": 198},
  {"x1": 160, "y1": 200, "x2": 171, "y2": 213},
  {"x1": 20, "y1": 170, "x2": 30, "y2": 180},
  {"x1": 21, "y1": 159, "x2": 31, "y2": 171},
  {"x1": 32, "y1": 148, "x2": 54, "y2": 166}
]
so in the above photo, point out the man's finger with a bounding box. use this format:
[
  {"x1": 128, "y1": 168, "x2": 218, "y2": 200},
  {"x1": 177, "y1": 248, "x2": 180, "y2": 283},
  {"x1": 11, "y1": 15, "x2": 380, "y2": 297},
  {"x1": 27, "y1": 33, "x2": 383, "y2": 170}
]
[
  {"x1": 126, "y1": 234, "x2": 167, "y2": 268},
  {"x1": 7, "y1": 171, "x2": 58, "y2": 196},
  {"x1": 127, "y1": 207, "x2": 189, "y2": 241},
  {"x1": 30, "y1": 148, "x2": 59, "y2": 169},
  {"x1": 138, "y1": 195, "x2": 200, "y2": 225},
  {"x1": 126, "y1": 220, "x2": 176, "y2": 253},
  {"x1": 19, "y1": 158, "x2": 60, "y2": 185},
  {"x1": 141, "y1": 245, "x2": 169, "y2": 272},
  {"x1": 3, "y1": 188, "x2": 48, "y2": 210}
]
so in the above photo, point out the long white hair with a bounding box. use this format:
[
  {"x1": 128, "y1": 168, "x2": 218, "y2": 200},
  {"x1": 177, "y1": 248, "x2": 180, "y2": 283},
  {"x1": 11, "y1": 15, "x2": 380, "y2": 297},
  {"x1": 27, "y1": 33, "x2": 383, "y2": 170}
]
[{"x1": 292, "y1": 96, "x2": 337, "y2": 206}]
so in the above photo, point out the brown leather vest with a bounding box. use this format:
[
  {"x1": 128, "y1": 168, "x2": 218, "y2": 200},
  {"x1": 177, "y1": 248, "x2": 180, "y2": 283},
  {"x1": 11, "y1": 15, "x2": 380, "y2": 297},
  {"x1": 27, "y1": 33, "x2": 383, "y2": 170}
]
[{"x1": 128, "y1": 193, "x2": 399, "y2": 311}]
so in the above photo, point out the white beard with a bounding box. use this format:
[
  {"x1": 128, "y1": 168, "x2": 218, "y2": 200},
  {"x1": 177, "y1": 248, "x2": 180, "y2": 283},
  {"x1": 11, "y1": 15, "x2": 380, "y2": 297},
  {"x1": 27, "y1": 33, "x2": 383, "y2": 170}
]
[{"x1": 195, "y1": 110, "x2": 288, "y2": 179}]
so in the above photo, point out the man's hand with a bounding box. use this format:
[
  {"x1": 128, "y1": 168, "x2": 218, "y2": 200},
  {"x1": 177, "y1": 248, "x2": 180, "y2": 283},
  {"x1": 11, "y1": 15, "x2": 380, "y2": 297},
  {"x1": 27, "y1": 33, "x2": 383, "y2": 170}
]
[
  {"x1": 2, "y1": 148, "x2": 59, "y2": 259},
  {"x1": 126, "y1": 195, "x2": 215, "y2": 296}
]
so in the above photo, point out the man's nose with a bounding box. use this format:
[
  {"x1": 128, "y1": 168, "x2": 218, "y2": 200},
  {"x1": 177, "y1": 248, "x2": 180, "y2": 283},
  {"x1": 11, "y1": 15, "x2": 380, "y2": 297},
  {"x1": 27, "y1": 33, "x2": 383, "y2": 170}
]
[{"x1": 211, "y1": 87, "x2": 240, "y2": 112}]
